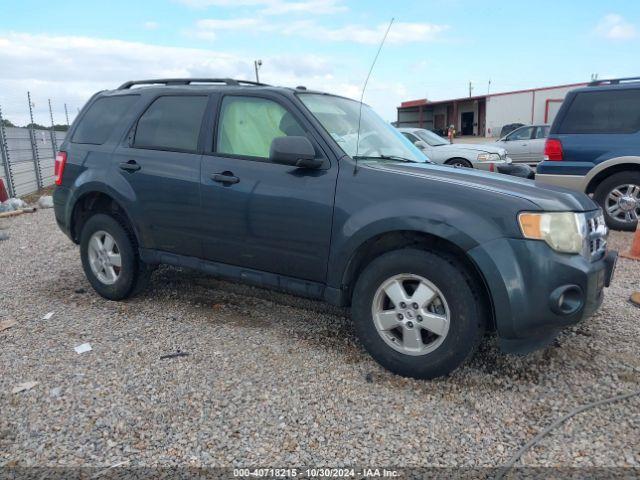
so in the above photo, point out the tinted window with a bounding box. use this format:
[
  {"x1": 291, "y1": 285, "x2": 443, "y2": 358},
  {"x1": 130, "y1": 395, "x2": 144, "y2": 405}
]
[
  {"x1": 507, "y1": 127, "x2": 533, "y2": 141},
  {"x1": 217, "y1": 96, "x2": 305, "y2": 158},
  {"x1": 534, "y1": 126, "x2": 549, "y2": 139},
  {"x1": 134, "y1": 96, "x2": 208, "y2": 152},
  {"x1": 558, "y1": 90, "x2": 640, "y2": 134},
  {"x1": 72, "y1": 95, "x2": 138, "y2": 145}
]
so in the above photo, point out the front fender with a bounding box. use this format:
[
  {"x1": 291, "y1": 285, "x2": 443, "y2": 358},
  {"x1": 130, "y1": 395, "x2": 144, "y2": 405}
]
[{"x1": 326, "y1": 198, "x2": 515, "y2": 288}]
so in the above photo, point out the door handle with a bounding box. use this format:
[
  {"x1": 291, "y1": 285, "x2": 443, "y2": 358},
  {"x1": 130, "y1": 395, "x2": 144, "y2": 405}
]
[
  {"x1": 211, "y1": 172, "x2": 239, "y2": 184},
  {"x1": 119, "y1": 160, "x2": 141, "y2": 172}
]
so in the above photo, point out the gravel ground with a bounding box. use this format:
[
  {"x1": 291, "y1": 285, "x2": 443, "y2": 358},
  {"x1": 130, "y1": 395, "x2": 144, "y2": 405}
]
[{"x1": 0, "y1": 209, "x2": 639, "y2": 470}]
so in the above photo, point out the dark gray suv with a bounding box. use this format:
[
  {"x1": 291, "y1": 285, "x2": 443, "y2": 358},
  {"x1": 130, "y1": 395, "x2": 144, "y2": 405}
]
[{"x1": 53, "y1": 78, "x2": 617, "y2": 379}]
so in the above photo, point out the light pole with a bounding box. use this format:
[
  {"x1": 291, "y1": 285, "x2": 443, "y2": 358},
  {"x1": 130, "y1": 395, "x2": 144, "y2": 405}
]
[{"x1": 254, "y1": 59, "x2": 262, "y2": 83}]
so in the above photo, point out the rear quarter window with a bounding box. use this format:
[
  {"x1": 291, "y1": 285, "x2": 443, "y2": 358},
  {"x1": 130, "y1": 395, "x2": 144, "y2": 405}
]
[
  {"x1": 72, "y1": 95, "x2": 139, "y2": 145},
  {"x1": 558, "y1": 89, "x2": 640, "y2": 134}
]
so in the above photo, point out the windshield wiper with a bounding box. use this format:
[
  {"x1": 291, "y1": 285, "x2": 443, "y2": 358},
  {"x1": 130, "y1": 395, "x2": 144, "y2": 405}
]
[{"x1": 353, "y1": 154, "x2": 427, "y2": 163}]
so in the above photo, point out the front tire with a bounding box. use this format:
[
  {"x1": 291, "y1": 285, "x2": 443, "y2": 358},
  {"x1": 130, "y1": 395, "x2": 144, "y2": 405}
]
[
  {"x1": 80, "y1": 214, "x2": 151, "y2": 300},
  {"x1": 351, "y1": 248, "x2": 484, "y2": 379},
  {"x1": 445, "y1": 157, "x2": 473, "y2": 168},
  {"x1": 594, "y1": 171, "x2": 640, "y2": 231}
]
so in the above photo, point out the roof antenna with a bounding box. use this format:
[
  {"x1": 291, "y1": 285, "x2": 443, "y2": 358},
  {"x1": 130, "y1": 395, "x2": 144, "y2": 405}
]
[{"x1": 354, "y1": 17, "x2": 395, "y2": 174}]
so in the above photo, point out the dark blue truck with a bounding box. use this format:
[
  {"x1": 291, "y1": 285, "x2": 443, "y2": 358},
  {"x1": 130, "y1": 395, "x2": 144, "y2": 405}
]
[
  {"x1": 53, "y1": 79, "x2": 616, "y2": 379},
  {"x1": 536, "y1": 77, "x2": 640, "y2": 231}
]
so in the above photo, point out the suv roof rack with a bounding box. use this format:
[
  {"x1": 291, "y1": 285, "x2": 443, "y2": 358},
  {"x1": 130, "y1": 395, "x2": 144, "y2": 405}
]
[
  {"x1": 117, "y1": 78, "x2": 269, "y2": 90},
  {"x1": 588, "y1": 76, "x2": 640, "y2": 86}
]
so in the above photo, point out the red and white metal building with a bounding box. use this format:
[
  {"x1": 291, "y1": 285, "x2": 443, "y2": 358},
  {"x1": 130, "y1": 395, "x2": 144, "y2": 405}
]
[{"x1": 396, "y1": 82, "x2": 588, "y2": 138}]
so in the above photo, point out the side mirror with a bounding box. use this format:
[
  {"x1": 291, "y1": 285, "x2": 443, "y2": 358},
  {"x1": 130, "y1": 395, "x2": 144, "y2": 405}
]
[
  {"x1": 414, "y1": 140, "x2": 428, "y2": 149},
  {"x1": 269, "y1": 136, "x2": 322, "y2": 169}
]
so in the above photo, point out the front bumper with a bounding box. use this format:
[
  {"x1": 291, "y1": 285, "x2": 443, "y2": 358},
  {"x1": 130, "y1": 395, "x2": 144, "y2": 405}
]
[
  {"x1": 468, "y1": 237, "x2": 616, "y2": 354},
  {"x1": 474, "y1": 156, "x2": 512, "y2": 172}
]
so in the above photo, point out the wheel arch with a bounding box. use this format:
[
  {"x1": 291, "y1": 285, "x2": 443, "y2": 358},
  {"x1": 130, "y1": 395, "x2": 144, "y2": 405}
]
[
  {"x1": 585, "y1": 158, "x2": 640, "y2": 194},
  {"x1": 444, "y1": 157, "x2": 473, "y2": 167},
  {"x1": 70, "y1": 191, "x2": 139, "y2": 247},
  {"x1": 340, "y1": 230, "x2": 495, "y2": 329}
]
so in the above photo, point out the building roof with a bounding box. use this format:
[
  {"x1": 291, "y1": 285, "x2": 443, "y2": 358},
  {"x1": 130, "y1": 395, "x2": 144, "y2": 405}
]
[{"x1": 399, "y1": 82, "x2": 588, "y2": 109}]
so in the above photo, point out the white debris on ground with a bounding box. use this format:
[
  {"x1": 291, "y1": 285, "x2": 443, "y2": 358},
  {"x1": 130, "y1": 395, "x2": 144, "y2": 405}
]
[
  {"x1": 37, "y1": 196, "x2": 54, "y2": 209},
  {"x1": 0, "y1": 209, "x2": 638, "y2": 468},
  {"x1": 0, "y1": 198, "x2": 28, "y2": 212}
]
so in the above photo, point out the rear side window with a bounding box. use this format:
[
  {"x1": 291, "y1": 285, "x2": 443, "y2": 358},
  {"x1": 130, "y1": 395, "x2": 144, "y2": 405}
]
[
  {"x1": 134, "y1": 96, "x2": 208, "y2": 152},
  {"x1": 72, "y1": 95, "x2": 139, "y2": 145},
  {"x1": 558, "y1": 90, "x2": 640, "y2": 134}
]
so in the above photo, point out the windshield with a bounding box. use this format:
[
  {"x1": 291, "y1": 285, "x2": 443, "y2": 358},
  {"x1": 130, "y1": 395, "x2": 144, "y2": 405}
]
[
  {"x1": 415, "y1": 129, "x2": 448, "y2": 146},
  {"x1": 298, "y1": 93, "x2": 429, "y2": 163}
]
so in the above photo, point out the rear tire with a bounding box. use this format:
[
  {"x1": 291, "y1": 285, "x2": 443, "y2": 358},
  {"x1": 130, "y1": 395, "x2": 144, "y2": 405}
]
[
  {"x1": 80, "y1": 214, "x2": 151, "y2": 300},
  {"x1": 593, "y1": 171, "x2": 640, "y2": 231},
  {"x1": 351, "y1": 248, "x2": 484, "y2": 379}
]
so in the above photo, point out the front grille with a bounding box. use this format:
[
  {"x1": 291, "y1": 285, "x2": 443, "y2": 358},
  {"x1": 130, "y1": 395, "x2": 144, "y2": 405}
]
[{"x1": 587, "y1": 212, "x2": 608, "y2": 261}]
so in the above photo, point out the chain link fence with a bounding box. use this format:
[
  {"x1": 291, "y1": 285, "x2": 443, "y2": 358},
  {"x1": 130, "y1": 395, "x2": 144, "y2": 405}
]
[{"x1": 0, "y1": 94, "x2": 72, "y2": 198}]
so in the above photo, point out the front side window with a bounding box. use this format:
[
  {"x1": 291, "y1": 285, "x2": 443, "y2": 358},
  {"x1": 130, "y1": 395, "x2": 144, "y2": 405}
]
[
  {"x1": 507, "y1": 127, "x2": 533, "y2": 141},
  {"x1": 72, "y1": 95, "x2": 139, "y2": 145},
  {"x1": 134, "y1": 96, "x2": 208, "y2": 152},
  {"x1": 216, "y1": 96, "x2": 306, "y2": 158},
  {"x1": 298, "y1": 93, "x2": 427, "y2": 163},
  {"x1": 558, "y1": 90, "x2": 640, "y2": 134}
]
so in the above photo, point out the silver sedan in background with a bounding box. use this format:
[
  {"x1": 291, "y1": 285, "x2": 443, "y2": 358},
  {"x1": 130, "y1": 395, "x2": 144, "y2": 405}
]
[
  {"x1": 398, "y1": 128, "x2": 511, "y2": 171},
  {"x1": 492, "y1": 124, "x2": 549, "y2": 167}
]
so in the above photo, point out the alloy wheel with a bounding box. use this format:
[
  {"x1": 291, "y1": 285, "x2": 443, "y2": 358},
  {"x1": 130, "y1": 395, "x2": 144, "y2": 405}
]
[
  {"x1": 371, "y1": 273, "x2": 450, "y2": 356},
  {"x1": 606, "y1": 184, "x2": 640, "y2": 225},
  {"x1": 88, "y1": 230, "x2": 122, "y2": 285}
]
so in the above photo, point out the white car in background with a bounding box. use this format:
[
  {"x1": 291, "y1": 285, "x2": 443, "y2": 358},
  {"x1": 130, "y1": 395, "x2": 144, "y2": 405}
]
[
  {"x1": 492, "y1": 124, "x2": 549, "y2": 166},
  {"x1": 398, "y1": 128, "x2": 511, "y2": 171}
]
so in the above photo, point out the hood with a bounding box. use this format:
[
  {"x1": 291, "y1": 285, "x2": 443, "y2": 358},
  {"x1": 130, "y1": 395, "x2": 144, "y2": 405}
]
[
  {"x1": 435, "y1": 143, "x2": 506, "y2": 155},
  {"x1": 366, "y1": 161, "x2": 598, "y2": 212}
]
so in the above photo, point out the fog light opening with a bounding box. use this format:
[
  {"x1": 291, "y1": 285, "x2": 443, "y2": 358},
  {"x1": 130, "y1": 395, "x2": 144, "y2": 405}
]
[{"x1": 550, "y1": 285, "x2": 584, "y2": 315}]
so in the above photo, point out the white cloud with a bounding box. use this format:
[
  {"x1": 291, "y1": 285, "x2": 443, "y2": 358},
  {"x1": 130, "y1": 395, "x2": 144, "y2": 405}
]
[
  {"x1": 193, "y1": 18, "x2": 262, "y2": 39},
  {"x1": 143, "y1": 21, "x2": 160, "y2": 30},
  {"x1": 192, "y1": 18, "x2": 448, "y2": 45},
  {"x1": 177, "y1": 0, "x2": 347, "y2": 15},
  {"x1": 0, "y1": 32, "x2": 406, "y2": 126},
  {"x1": 281, "y1": 21, "x2": 448, "y2": 44},
  {"x1": 595, "y1": 14, "x2": 637, "y2": 40}
]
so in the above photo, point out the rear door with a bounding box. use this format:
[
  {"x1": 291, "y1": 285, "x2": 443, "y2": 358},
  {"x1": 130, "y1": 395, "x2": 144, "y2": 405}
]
[
  {"x1": 112, "y1": 94, "x2": 209, "y2": 257},
  {"x1": 199, "y1": 93, "x2": 337, "y2": 283},
  {"x1": 528, "y1": 126, "x2": 549, "y2": 165},
  {"x1": 503, "y1": 126, "x2": 534, "y2": 163}
]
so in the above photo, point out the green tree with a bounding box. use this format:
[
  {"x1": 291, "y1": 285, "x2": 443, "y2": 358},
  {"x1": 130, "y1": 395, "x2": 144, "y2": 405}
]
[{"x1": 1, "y1": 118, "x2": 16, "y2": 128}]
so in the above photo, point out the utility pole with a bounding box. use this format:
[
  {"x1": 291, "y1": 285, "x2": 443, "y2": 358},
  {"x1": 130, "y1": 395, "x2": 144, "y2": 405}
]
[
  {"x1": 468, "y1": 81, "x2": 473, "y2": 97},
  {"x1": 64, "y1": 103, "x2": 70, "y2": 126},
  {"x1": 254, "y1": 59, "x2": 262, "y2": 83},
  {"x1": 487, "y1": 79, "x2": 491, "y2": 95}
]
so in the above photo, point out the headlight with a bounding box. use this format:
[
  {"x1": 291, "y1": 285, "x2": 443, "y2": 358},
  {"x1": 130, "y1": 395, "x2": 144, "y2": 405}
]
[
  {"x1": 518, "y1": 212, "x2": 587, "y2": 254},
  {"x1": 477, "y1": 153, "x2": 501, "y2": 162}
]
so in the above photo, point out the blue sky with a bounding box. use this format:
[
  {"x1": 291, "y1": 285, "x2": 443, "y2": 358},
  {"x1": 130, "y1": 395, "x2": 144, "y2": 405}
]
[{"x1": 1, "y1": 0, "x2": 639, "y2": 125}]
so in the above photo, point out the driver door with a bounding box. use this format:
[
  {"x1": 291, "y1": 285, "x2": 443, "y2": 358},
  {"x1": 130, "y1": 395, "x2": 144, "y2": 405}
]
[{"x1": 199, "y1": 94, "x2": 338, "y2": 283}]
